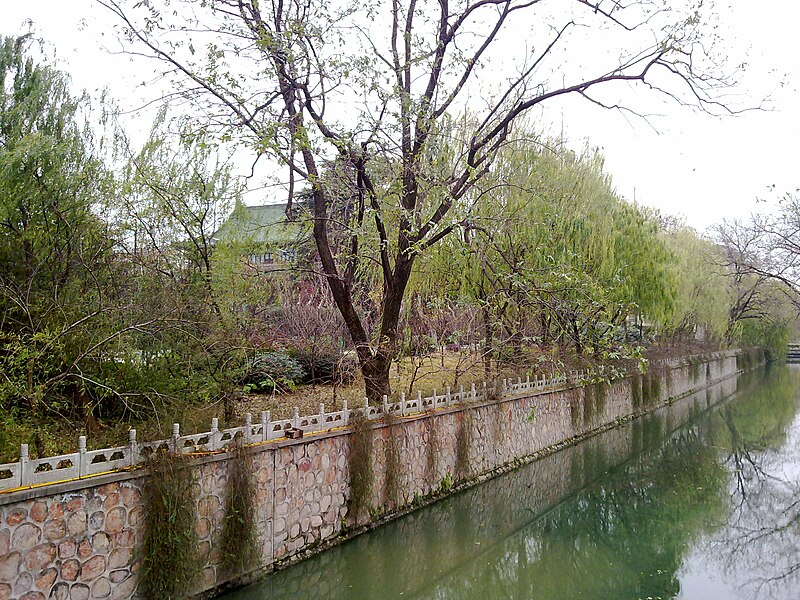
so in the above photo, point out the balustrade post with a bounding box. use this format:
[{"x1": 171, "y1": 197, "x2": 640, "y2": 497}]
[
  {"x1": 20, "y1": 444, "x2": 29, "y2": 487},
  {"x1": 129, "y1": 429, "x2": 139, "y2": 466},
  {"x1": 261, "y1": 411, "x2": 269, "y2": 442},
  {"x1": 211, "y1": 418, "x2": 220, "y2": 450},
  {"x1": 78, "y1": 436, "x2": 87, "y2": 477}
]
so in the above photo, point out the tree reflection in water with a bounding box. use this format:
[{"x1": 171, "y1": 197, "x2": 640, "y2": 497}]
[{"x1": 701, "y1": 365, "x2": 800, "y2": 599}]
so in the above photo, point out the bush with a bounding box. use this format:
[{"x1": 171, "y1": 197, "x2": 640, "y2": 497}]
[
  {"x1": 289, "y1": 346, "x2": 358, "y2": 385},
  {"x1": 242, "y1": 350, "x2": 306, "y2": 394}
]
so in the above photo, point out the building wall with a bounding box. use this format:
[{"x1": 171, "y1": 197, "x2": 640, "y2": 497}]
[{"x1": 0, "y1": 351, "x2": 753, "y2": 599}]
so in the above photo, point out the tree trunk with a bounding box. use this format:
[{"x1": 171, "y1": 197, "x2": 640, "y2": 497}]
[{"x1": 362, "y1": 354, "x2": 392, "y2": 401}]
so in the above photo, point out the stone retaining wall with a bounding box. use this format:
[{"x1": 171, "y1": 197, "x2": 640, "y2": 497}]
[{"x1": 0, "y1": 350, "x2": 757, "y2": 599}]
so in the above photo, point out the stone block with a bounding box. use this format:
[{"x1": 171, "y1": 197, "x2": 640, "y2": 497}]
[
  {"x1": 12, "y1": 523, "x2": 42, "y2": 552},
  {"x1": 61, "y1": 558, "x2": 81, "y2": 581},
  {"x1": 13, "y1": 571, "x2": 31, "y2": 595},
  {"x1": 80, "y1": 555, "x2": 106, "y2": 582},
  {"x1": 64, "y1": 496, "x2": 84, "y2": 512},
  {"x1": 119, "y1": 485, "x2": 140, "y2": 506},
  {"x1": 108, "y1": 570, "x2": 129, "y2": 585},
  {"x1": 108, "y1": 548, "x2": 132, "y2": 570},
  {"x1": 112, "y1": 529, "x2": 135, "y2": 549},
  {"x1": 90, "y1": 576, "x2": 111, "y2": 598},
  {"x1": 23, "y1": 543, "x2": 56, "y2": 571},
  {"x1": 77, "y1": 540, "x2": 93, "y2": 559},
  {"x1": 0, "y1": 552, "x2": 21, "y2": 583},
  {"x1": 29, "y1": 502, "x2": 48, "y2": 523},
  {"x1": 48, "y1": 502, "x2": 64, "y2": 521},
  {"x1": 104, "y1": 508, "x2": 126, "y2": 534},
  {"x1": 35, "y1": 566, "x2": 57, "y2": 591},
  {"x1": 44, "y1": 518, "x2": 66, "y2": 541},
  {"x1": 91, "y1": 532, "x2": 110, "y2": 554},
  {"x1": 67, "y1": 510, "x2": 88, "y2": 536},
  {"x1": 70, "y1": 583, "x2": 90, "y2": 600},
  {"x1": 5, "y1": 509, "x2": 27, "y2": 527},
  {"x1": 50, "y1": 582, "x2": 69, "y2": 600},
  {"x1": 89, "y1": 511, "x2": 105, "y2": 531},
  {"x1": 110, "y1": 573, "x2": 137, "y2": 599}
]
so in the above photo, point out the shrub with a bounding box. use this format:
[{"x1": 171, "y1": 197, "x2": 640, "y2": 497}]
[
  {"x1": 242, "y1": 350, "x2": 306, "y2": 394},
  {"x1": 289, "y1": 346, "x2": 358, "y2": 385}
]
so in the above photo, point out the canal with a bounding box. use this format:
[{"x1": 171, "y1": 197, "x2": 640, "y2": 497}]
[{"x1": 222, "y1": 365, "x2": 800, "y2": 600}]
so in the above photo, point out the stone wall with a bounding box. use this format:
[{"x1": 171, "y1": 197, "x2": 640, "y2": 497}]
[{"x1": 0, "y1": 350, "x2": 755, "y2": 599}]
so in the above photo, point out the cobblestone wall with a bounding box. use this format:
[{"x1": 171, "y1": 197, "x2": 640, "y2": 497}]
[{"x1": 0, "y1": 351, "x2": 749, "y2": 599}]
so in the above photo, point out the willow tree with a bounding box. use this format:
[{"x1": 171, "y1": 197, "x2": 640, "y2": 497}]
[
  {"x1": 422, "y1": 138, "x2": 674, "y2": 358},
  {"x1": 0, "y1": 35, "x2": 120, "y2": 433},
  {"x1": 660, "y1": 226, "x2": 729, "y2": 343},
  {"x1": 103, "y1": 0, "x2": 736, "y2": 400}
]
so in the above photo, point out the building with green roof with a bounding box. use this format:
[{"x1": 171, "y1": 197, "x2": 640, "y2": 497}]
[{"x1": 213, "y1": 203, "x2": 310, "y2": 268}]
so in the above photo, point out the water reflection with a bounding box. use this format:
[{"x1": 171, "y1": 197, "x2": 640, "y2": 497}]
[
  {"x1": 681, "y1": 365, "x2": 800, "y2": 600},
  {"x1": 221, "y1": 367, "x2": 800, "y2": 600}
]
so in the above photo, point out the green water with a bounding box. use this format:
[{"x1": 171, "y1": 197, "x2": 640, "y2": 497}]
[{"x1": 222, "y1": 366, "x2": 800, "y2": 600}]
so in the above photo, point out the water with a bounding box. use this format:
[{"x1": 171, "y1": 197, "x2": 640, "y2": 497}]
[{"x1": 222, "y1": 366, "x2": 800, "y2": 600}]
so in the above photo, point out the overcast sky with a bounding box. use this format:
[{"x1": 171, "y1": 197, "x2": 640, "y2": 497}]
[{"x1": 2, "y1": 0, "x2": 798, "y2": 231}]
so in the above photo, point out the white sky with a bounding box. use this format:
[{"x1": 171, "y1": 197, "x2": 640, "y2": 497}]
[{"x1": 1, "y1": 0, "x2": 798, "y2": 232}]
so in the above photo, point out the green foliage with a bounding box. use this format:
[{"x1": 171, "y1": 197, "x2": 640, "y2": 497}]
[
  {"x1": 0, "y1": 35, "x2": 119, "y2": 422},
  {"x1": 440, "y1": 472, "x2": 454, "y2": 492},
  {"x1": 420, "y1": 134, "x2": 676, "y2": 361},
  {"x1": 220, "y1": 440, "x2": 259, "y2": 577},
  {"x1": 140, "y1": 451, "x2": 198, "y2": 599},
  {"x1": 661, "y1": 226, "x2": 730, "y2": 341},
  {"x1": 242, "y1": 351, "x2": 306, "y2": 393}
]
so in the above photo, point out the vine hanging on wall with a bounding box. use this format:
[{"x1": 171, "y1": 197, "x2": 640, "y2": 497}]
[
  {"x1": 140, "y1": 451, "x2": 198, "y2": 599},
  {"x1": 220, "y1": 438, "x2": 259, "y2": 577},
  {"x1": 347, "y1": 412, "x2": 374, "y2": 522},
  {"x1": 383, "y1": 413, "x2": 402, "y2": 508}
]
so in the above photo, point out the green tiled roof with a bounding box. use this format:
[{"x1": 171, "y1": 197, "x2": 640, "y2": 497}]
[{"x1": 214, "y1": 203, "x2": 307, "y2": 246}]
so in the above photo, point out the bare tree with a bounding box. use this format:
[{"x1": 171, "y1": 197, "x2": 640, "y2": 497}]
[
  {"x1": 101, "y1": 0, "x2": 738, "y2": 400},
  {"x1": 712, "y1": 209, "x2": 800, "y2": 345}
]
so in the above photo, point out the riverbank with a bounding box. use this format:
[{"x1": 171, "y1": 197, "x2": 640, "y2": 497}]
[
  {"x1": 0, "y1": 349, "x2": 762, "y2": 600},
  {"x1": 221, "y1": 364, "x2": 800, "y2": 600}
]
